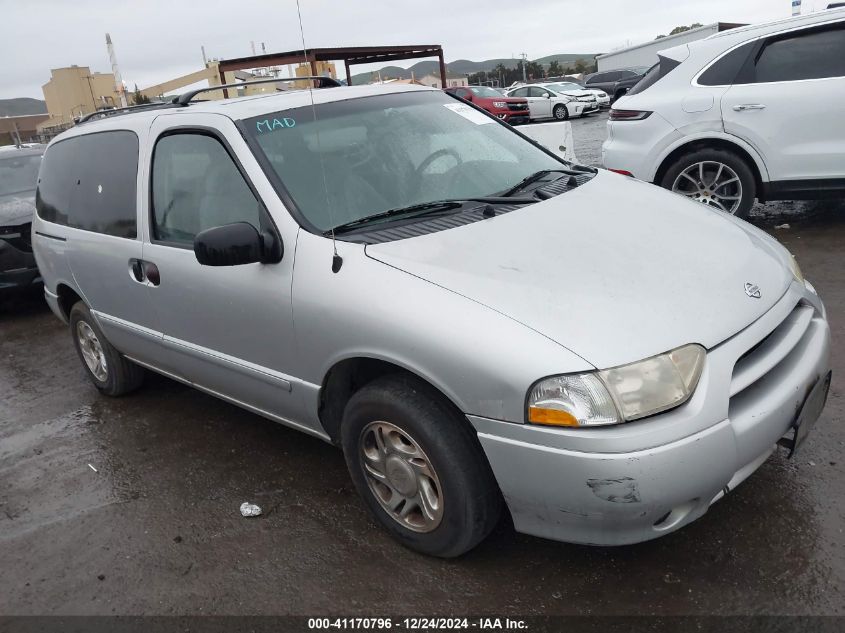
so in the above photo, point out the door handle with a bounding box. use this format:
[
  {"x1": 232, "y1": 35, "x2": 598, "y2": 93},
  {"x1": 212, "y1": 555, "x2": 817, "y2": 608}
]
[
  {"x1": 143, "y1": 262, "x2": 161, "y2": 287},
  {"x1": 733, "y1": 104, "x2": 766, "y2": 111},
  {"x1": 128, "y1": 259, "x2": 161, "y2": 286}
]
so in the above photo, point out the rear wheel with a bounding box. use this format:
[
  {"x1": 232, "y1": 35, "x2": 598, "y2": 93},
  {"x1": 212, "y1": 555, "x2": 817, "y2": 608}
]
[
  {"x1": 660, "y1": 148, "x2": 756, "y2": 218},
  {"x1": 341, "y1": 374, "x2": 502, "y2": 558},
  {"x1": 552, "y1": 104, "x2": 569, "y2": 121},
  {"x1": 69, "y1": 301, "x2": 144, "y2": 396}
]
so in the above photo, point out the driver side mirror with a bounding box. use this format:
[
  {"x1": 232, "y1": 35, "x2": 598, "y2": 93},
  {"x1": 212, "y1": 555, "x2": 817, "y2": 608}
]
[
  {"x1": 541, "y1": 92, "x2": 550, "y2": 99},
  {"x1": 194, "y1": 222, "x2": 283, "y2": 266}
]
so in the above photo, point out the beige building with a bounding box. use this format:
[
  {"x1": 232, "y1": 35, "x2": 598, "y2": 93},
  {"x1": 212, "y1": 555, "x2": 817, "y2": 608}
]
[
  {"x1": 419, "y1": 72, "x2": 468, "y2": 89},
  {"x1": 38, "y1": 66, "x2": 121, "y2": 135}
]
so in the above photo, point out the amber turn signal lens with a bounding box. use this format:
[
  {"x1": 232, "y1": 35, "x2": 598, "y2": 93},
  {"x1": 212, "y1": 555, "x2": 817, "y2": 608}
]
[{"x1": 527, "y1": 407, "x2": 580, "y2": 427}]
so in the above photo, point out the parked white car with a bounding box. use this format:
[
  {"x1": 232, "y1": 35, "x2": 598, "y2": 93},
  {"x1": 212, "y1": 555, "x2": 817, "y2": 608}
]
[
  {"x1": 602, "y1": 7, "x2": 845, "y2": 217},
  {"x1": 505, "y1": 85, "x2": 585, "y2": 121},
  {"x1": 546, "y1": 81, "x2": 610, "y2": 108}
]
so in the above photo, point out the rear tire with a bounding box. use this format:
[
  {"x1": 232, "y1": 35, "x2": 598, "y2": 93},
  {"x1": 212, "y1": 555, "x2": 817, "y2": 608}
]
[
  {"x1": 69, "y1": 301, "x2": 144, "y2": 396},
  {"x1": 341, "y1": 374, "x2": 502, "y2": 558},
  {"x1": 553, "y1": 104, "x2": 569, "y2": 121},
  {"x1": 659, "y1": 148, "x2": 756, "y2": 218}
]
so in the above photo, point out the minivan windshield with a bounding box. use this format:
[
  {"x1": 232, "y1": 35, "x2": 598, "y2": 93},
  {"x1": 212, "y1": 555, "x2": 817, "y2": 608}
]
[
  {"x1": 0, "y1": 153, "x2": 42, "y2": 197},
  {"x1": 244, "y1": 91, "x2": 566, "y2": 232}
]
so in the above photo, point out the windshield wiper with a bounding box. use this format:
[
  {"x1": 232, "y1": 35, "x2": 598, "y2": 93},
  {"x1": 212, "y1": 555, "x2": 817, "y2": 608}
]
[
  {"x1": 499, "y1": 169, "x2": 575, "y2": 198},
  {"x1": 326, "y1": 197, "x2": 536, "y2": 235}
]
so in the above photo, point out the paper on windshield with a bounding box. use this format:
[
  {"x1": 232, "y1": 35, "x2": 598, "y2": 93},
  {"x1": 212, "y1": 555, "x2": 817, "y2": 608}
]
[{"x1": 443, "y1": 103, "x2": 493, "y2": 125}]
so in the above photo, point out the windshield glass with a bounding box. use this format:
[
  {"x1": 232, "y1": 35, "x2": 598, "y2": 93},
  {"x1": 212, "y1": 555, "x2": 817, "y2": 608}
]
[
  {"x1": 0, "y1": 153, "x2": 42, "y2": 197},
  {"x1": 550, "y1": 83, "x2": 582, "y2": 92},
  {"x1": 468, "y1": 86, "x2": 503, "y2": 98},
  {"x1": 244, "y1": 91, "x2": 564, "y2": 232}
]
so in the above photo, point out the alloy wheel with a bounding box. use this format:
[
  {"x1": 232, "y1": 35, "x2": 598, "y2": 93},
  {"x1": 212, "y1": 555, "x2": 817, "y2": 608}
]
[
  {"x1": 671, "y1": 161, "x2": 743, "y2": 214},
  {"x1": 76, "y1": 321, "x2": 108, "y2": 381},
  {"x1": 359, "y1": 421, "x2": 444, "y2": 533}
]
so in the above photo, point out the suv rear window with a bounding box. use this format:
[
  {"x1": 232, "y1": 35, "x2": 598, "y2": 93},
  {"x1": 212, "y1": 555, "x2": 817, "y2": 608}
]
[
  {"x1": 36, "y1": 131, "x2": 138, "y2": 238},
  {"x1": 626, "y1": 56, "x2": 682, "y2": 95}
]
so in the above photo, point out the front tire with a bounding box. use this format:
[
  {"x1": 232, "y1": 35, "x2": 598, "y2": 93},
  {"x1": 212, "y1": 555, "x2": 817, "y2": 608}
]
[
  {"x1": 553, "y1": 104, "x2": 569, "y2": 121},
  {"x1": 341, "y1": 374, "x2": 502, "y2": 558},
  {"x1": 69, "y1": 301, "x2": 144, "y2": 396},
  {"x1": 659, "y1": 148, "x2": 756, "y2": 218}
]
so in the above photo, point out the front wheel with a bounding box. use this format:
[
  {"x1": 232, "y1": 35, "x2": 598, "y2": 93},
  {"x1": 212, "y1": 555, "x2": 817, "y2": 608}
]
[
  {"x1": 553, "y1": 104, "x2": 569, "y2": 121},
  {"x1": 660, "y1": 148, "x2": 756, "y2": 218},
  {"x1": 341, "y1": 374, "x2": 502, "y2": 558}
]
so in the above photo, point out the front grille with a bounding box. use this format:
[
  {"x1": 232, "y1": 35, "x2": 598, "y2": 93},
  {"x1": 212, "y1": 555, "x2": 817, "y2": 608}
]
[
  {"x1": 0, "y1": 222, "x2": 33, "y2": 253},
  {"x1": 730, "y1": 302, "x2": 814, "y2": 398},
  {"x1": 507, "y1": 103, "x2": 528, "y2": 111}
]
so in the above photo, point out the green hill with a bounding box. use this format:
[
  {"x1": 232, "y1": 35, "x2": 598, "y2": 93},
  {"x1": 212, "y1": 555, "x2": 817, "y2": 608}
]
[
  {"x1": 350, "y1": 53, "x2": 597, "y2": 84},
  {"x1": 0, "y1": 98, "x2": 47, "y2": 117}
]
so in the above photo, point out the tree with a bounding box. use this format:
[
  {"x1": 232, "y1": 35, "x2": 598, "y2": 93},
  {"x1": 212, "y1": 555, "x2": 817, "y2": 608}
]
[
  {"x1": 132, "y1": 84, "x2": 151, "y2": 105},
  {"x1": 525, "y1": 60, "x2": 544, "y2": 80},
  {"x1": 574, "y1": 58, "x2": 588, "y2": 74},
  {"x1": 658, "y1": 23, "x2": 703, "y2": 39},
  {"x1": 547, "y1": 60, "x2": 562, "y2": 77}
]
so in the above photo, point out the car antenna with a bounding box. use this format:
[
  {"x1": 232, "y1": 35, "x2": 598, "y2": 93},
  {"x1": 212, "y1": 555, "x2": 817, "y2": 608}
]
[{"x1": 295, "y1": 0, "x2": 342, "y2": 273}]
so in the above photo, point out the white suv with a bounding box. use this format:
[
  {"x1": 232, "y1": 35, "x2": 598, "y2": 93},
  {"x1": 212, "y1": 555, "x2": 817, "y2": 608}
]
[{"x1": 602, "y1": 8, "x2": 845, "y2": 217}]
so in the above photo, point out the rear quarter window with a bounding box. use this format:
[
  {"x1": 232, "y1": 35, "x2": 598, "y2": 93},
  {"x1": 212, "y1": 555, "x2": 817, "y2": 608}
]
[
  {"x1": 698, "y1": 41, "x2": 756, "y2": 86},
  {"x1": 36, "y1": 131, "x2": 138, "y2": 238}
]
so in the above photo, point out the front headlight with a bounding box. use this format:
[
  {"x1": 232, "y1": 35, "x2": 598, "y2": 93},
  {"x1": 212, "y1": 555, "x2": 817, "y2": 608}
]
[
  {"x1": 493, "y1": 101, "x2": 507, "y2": 108},
  {"x1": 527, "y1": 344, "x2": 705, "y2": 427},
  {"x1": 788, "y1": 254, "x2": 804, "y2": 284}
]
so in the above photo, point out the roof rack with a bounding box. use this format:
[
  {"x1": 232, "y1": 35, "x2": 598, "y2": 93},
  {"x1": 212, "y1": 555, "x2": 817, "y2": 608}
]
[
  {"x1": 76, "y1": 101, "x2": 180, "y2": 124},
  {"x1": 75, "y1": 76, "x2": 343, "y2": 125},
  {"x1": 173, "y1": 75, "x2": 342, "y2": 105}
]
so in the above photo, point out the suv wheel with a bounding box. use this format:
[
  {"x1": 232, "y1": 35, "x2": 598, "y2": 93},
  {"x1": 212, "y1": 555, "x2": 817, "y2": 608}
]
[
  {"x1": 552, "y1": 104, "x2": 569, "y2": 121},
  {"x1": 660, "y1": 148, "x2": 756, "y2": 218},
  {"x1": 69, "y1": 301, "x2": 144, "y2": 396},
  {"x1": 341, "y1": 374, "x2": 502, "y2": 558}
]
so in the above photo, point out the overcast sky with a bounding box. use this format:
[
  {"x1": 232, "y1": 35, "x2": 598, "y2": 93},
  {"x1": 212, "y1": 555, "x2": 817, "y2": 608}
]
[{"x1": 0, "y1": 0, "x2": 823, "y2": 100}]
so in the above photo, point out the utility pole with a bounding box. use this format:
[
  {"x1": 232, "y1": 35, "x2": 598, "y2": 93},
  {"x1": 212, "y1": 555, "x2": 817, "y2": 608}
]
[
  {"x1": 520, "y1": 52, "x2": 528, "y2": 83},
  {"x1": 106, "y1": 33, "x2": 128, "y2": 107}
]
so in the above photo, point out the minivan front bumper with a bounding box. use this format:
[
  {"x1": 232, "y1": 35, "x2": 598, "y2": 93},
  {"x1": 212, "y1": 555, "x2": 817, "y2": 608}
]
[{"x1": 468, "y1": 284, "x2": 830, "y2": 545}]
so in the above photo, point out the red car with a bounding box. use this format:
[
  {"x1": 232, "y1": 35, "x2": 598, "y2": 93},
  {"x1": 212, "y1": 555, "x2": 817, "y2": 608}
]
[{"x1": 445, "y1": 85, "x2": 530, "y2": 125}]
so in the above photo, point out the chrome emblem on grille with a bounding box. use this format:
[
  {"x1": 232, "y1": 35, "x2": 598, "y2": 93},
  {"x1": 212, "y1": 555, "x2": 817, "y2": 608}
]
[{"x1": 744, "y1": 282, "x2": 762, "y2": 299}]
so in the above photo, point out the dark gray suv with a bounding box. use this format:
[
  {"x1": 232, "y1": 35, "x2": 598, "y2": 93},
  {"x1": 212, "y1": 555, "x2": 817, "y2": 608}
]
[
  {"x1": 0, "y1": 145, "x2": 43, "y2": 298},
  {"x1": 583, "y1": 67, "x2": 649, "y2": 102}
]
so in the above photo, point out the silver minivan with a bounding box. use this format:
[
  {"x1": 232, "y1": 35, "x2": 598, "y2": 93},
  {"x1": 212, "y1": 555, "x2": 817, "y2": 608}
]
[{"x1": 32, "y1": 83, "x2": 831, "y2": 557}]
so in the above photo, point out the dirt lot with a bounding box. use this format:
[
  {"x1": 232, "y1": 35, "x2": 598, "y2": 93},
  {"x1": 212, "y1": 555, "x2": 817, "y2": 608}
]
[{"x1": 1, "y1": 113, "x2": 844, "y2": 618}]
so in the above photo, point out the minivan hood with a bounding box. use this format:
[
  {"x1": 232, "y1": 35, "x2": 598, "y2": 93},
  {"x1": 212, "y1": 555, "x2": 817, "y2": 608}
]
[
  {"x1": 0, "y1": 193, "x2": 35, "y2": 227},
  {"x1": 366, "y1": 171, "x2": 791, "y2": 368}
]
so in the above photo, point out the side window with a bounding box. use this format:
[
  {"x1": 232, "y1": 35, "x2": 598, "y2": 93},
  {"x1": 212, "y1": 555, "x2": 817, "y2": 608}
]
[
  {"x1": 754, "y1": 25, "x2": 845, "y2": 83},
  {"x1": 585, "y1": 74, "x2": 601, "y2": 85},
  {"x1": 698, "y1": 41, "x2": 756, "y2": 86},
  {"x1": 36, "y1": 139, "x2": 77, "y2": 226},
  {"x1": 72, "y1": 131, "x2": 138, "y2": 238},
  {"x1": 528, "y1": 87, "x2": 546, "y2": 97},
  {"x1": 511, "y1": 88, "x2": 528, "y2": 97},
  {"x1": 151, "y1": 133, "x2": 262, "y2": 245},
  {"x1": 36, "y1": 131, "x2": 138, "y2": 238}
]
